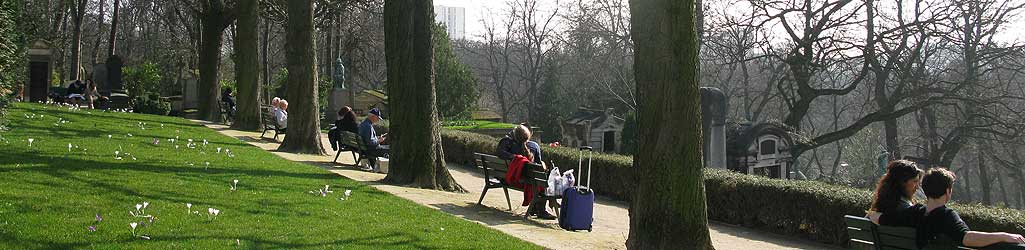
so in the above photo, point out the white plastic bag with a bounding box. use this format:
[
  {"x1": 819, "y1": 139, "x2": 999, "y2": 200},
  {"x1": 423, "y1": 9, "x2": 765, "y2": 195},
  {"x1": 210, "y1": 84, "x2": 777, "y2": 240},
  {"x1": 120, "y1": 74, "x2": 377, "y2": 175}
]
[
  {"x1": 559, "y1": 169, "x2": 576, "y2": 195},
  {"x1": 546, "y1": 166, "x2": 562, "y2": 196}
]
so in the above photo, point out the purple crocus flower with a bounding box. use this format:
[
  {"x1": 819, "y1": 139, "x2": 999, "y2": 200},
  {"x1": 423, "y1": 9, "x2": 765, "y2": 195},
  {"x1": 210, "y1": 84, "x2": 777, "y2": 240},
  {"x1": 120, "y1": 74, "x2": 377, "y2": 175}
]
[
  {"x1": 95, "y1": 213, "x2": 103, "y2": 222},
  {"x1": 88, "y1": 225, "x2": 97, "y2": 232}
]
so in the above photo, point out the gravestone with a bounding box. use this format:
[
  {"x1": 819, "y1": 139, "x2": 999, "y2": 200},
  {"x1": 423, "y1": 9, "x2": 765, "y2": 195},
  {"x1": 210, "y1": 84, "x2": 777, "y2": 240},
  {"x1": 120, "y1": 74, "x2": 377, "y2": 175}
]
[
  {"x1": 701, "y1": 87, "x2": 728, "y2": 169},
  {"x1": 183, "y1": 73, "x2": 198, "y2": 109},
  {"x1": 93, "y1": 63, "x2": 108, "y2": 92},
  {"x1": 106, "y1": 55, "x2": 123, "y2": 90}
]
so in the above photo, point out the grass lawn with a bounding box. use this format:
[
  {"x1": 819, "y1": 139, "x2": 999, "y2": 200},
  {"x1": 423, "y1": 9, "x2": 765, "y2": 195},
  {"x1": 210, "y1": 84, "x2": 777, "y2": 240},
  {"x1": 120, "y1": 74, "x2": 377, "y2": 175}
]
[
  {"x1": 0, "y1": 103, "x2": 540, "y2": 249},
  {"x1": 441, "y1": 121, "x2": 516, "y2": 130}
]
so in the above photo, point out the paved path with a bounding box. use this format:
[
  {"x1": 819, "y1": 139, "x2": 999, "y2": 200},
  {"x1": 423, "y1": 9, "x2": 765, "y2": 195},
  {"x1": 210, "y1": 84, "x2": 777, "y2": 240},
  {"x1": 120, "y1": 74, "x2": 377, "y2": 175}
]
[{"x1": 201, "y1": 122, "x2": 840, "y2": 250}]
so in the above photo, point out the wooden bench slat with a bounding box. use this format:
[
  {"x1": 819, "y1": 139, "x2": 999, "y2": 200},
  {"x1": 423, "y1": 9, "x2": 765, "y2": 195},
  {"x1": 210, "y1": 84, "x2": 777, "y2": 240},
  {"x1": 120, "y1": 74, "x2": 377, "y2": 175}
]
[
  {"x1": 847, "y1": 227, "x2": 876, "y2": 242},
  {"x1": 876, "y1": 233, "x2": 917, "y2": 250},
  {"x1": 845, "y1": 215, "x2": 875, "y2": 229}
]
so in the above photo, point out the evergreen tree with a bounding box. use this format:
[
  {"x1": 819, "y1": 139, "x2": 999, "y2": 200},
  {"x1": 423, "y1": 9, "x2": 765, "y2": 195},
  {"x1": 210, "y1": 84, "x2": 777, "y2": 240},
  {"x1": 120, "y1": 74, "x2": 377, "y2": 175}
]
[{"x1": 433, "y1": 23, "x2": 478, "y2": 120}]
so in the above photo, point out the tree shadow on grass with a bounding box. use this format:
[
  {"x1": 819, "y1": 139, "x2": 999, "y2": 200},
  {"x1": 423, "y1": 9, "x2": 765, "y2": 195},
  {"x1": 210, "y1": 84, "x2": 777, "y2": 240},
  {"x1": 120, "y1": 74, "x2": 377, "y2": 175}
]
[
  {"x1": 0, "y1": 149, "x2": 338, "y2": 207},
  {"x1": 0, "y1": 225, "x2": 468, "y2": 250}
]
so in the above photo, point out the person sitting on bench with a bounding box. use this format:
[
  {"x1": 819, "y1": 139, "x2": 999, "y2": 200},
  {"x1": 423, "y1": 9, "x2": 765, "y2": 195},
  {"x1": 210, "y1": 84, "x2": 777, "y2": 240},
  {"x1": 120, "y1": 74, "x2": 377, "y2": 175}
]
[
  {"x1": 358, "y1": 108, "x2": 389, "y2": 172},
  {"x1": 274, "y1": 100, "x2": 288, "y2": 132},
  {"x1": 867, "y1": 160, "x2": 923, "y2": 227},
  {"x1": 66, "y1": 80, "x2": 86, "y2": 106},
  {"x1": 496, "y1": 124, "x2": 555, "y2": 220},
  {"x1": 872, "y1": 168, "x2": 1025, "y2": 249}
]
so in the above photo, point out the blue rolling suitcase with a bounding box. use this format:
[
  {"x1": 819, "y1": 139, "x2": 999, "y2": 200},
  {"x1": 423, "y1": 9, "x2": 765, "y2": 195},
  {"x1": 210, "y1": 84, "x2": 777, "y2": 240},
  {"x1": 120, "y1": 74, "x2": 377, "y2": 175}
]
[{"x1": 559, "y1": 146, "x2": 595, "y2": 232}]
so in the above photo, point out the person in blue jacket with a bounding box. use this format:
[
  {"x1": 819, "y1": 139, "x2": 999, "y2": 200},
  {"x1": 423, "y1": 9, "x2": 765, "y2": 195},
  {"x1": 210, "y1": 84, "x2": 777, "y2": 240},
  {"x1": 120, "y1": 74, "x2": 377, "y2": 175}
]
[{"x1": 359, "y1": 108, "x2": 389, "y2": 172}]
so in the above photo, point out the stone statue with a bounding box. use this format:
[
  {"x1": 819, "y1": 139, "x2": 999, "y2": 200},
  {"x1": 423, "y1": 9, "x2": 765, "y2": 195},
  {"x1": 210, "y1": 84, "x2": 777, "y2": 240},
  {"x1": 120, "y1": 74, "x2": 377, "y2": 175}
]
[{"x1": 333, "y1": 57, "x2": 346, "y2": 89}]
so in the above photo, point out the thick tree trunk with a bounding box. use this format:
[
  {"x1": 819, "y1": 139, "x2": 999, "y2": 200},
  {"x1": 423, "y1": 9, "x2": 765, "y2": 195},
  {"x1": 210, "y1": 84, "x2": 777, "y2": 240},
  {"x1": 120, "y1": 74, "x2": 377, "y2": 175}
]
[
  {"x1": 627, "y1": 0, "x2": 714, "y2": 249},
  {"x1": 197, "y1": 1, "x2": 233, "y2": 122},
  {"x1": 231, "y1": 0, "x2": 261, "y2": 131},
  {"x1": 70, "y1": 0, "x2": 87, "y2": 80},
  {"x1": 277, "y1": 0, "x2": 326, "y2": 155},
  {"x1": 383, "y1": 0, "x2": 464, "y2": 192}
]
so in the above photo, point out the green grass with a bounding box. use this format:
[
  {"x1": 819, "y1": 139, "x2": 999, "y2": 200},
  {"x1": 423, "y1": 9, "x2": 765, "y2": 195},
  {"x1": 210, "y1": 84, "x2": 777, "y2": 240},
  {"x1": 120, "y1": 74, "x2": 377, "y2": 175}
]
[
  {"x1": 441, "y1": 120, "x2": 515, "y2": 130},
  {"x1": 0, "y1": 103, "x2": 540, "y2": 250}
]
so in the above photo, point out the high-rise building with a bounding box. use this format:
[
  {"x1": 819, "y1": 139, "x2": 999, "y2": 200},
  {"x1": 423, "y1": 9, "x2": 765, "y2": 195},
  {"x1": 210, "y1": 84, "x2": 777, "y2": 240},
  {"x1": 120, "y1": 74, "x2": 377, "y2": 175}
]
[{"x1": 434, "y1": 5, "x2": 466, "y2": 40}]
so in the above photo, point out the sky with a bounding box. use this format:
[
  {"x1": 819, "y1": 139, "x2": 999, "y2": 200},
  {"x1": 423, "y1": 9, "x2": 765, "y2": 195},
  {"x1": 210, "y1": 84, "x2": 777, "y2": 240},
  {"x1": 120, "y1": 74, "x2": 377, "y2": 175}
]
[
  {"x1": 433, "y1": 0, "x2": 509, "y2": 39},
  {"x1": 433, "y1": 0, "x2": 1025, "y2": 44}
]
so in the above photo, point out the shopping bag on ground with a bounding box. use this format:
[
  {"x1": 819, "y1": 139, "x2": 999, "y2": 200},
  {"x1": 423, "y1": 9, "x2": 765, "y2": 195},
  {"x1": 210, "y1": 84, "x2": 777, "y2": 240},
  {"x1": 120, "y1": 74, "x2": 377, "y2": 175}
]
[{"x1": 546, "y1": 166, "x2": 561, "y2": 196}]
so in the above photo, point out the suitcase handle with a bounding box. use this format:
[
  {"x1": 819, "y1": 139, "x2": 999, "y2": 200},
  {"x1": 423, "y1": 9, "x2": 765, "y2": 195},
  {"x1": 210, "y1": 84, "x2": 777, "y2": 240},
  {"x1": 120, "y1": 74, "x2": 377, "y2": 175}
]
[{"x1": 577, "y1": 146, "x2": 593, "y2": 189}]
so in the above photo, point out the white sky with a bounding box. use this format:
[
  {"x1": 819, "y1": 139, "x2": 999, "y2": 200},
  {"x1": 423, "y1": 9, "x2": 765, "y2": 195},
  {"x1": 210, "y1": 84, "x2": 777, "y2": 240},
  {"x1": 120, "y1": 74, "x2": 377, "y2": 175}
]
[
  {"x1": 433, "y1": 0, "x2": 510, "y2": 39},
  {"x1": 434, "y1": 0, "x2": 1025, "y2": 44}
]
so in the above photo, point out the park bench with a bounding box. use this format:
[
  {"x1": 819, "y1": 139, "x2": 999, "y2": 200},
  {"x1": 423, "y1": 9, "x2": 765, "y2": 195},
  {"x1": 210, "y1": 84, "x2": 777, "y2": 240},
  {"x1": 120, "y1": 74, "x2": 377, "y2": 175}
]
[
  {"x1": 260, "y1": 112, "x2": 285, "y2": 141},
  {"x1": 845, "y1": 215, "x2": 973, "y2": 250},
  {"x1": 474, "y1": 153, "x2": 561, "y2": 219},
  {"x1": 334, "y1": 131, "x2": 368, "y2": 168}
]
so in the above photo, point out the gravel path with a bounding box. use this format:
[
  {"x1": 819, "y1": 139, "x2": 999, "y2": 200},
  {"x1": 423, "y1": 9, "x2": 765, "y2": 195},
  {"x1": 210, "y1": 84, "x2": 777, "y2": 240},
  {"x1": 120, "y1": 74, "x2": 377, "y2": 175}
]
[{"x1": 203, "y1": 122, "x2": 840, "y2": 250}]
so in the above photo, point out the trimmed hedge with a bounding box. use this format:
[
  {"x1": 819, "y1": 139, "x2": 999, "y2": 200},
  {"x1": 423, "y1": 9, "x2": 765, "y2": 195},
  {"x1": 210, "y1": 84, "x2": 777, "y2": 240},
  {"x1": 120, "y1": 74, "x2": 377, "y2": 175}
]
[{"x1": 439, "y1": 128, "x2": 1025, "y2": 246}]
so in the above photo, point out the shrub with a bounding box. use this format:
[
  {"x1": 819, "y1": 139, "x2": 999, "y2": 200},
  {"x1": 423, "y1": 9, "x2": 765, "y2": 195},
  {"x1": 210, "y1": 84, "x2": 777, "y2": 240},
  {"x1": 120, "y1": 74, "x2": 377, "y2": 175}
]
[
  {"x1": 0, "y1": 0, "x2": 25, "y2": 129},
  {"x1": 123, "y1": 62, "x2": 162, "y2": 98},
  {"x1": 132, "y1": 94, "x2": 171, "y2": 116},
  {"x1": 438, "y1": 128, "x2": 1025, "y2": 246}
]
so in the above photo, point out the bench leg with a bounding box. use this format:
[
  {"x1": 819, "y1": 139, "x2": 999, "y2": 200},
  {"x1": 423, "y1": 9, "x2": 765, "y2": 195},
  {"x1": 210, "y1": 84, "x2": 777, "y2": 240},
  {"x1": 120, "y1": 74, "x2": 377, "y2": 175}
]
[
  {"x1": 524, "y1": 198, "x2": 535, "y2": 220},
  {"x1": 351, "y1": 151, "x2": 361, "y2": 167},
  {"x1": 274, "y1": 131, "x2": 279, "y2": 140},
  {"x1": 333, "y1": 149, "x2": 342, "y2": 163},
  {"x1": 502, "y1": 187, "x2": 512, "y2": 211},
  {"x1": 477, "y1": 187, "x2": 489, "y2": 206},
  {"x1": 260, "y1": 129, "x2": 267, "y2": 138}
]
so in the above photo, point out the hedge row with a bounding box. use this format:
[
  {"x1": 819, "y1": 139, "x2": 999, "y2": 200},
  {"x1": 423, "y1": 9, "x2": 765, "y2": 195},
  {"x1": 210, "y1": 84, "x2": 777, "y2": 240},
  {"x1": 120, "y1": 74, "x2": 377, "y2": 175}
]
[{"x1": 438, "y1": 129, "x2": 1025, "y2": 246}]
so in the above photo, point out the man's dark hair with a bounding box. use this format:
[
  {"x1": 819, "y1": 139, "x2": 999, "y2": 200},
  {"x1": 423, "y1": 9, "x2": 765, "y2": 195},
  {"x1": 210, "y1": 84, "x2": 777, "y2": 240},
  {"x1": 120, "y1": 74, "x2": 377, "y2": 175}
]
[{"x1": 922, "y1": 168, "x2": 956, "y2": 199}]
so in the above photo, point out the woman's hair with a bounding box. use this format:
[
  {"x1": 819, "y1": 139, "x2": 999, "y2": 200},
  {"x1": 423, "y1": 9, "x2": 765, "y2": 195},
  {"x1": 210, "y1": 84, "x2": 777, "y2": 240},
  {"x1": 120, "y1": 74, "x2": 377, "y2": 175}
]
[
  {"x1": 338, "y1": 106, "x2": 357, "y2": 124},
  {"x1": 870, "y1": 160, "x2": 923, "y2": 213},
  {"x1": 512, "y1": 125, "x2": 533, "y2": 161},
  {"x1": 337, "y1": 106, "x2": 352, "y2": 117}
]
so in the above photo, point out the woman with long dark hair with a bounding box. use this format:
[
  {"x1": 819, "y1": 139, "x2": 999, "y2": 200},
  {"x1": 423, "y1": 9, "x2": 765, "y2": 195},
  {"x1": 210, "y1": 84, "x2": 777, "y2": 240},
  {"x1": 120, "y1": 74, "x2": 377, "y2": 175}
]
[
  {"x1": 335, "y1": 106, "x2": 359, "y2": 134},
  {"x1": 870, "y1": 160, "x2": 923, "y2": 214}
]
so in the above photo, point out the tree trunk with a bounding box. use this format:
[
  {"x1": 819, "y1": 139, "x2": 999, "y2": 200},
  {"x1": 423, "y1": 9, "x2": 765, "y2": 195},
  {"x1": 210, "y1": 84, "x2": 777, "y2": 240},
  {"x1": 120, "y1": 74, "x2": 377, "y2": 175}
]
[
  {"x1": 90, "y1": 0, "x2": 106, "y2": 65},
  {"x1": 197, "y1": 1, "x2": 233, "y2": 122},
  {"x1": 627, "y1": 0, "x2": 714, "y2": 248},
  {"x1": 277, "y1": 0, "x2": 326, "y2": 155},
  {"x1": 977, "y1": 142, "x2": 992, "y2": 205},
  {"x1": 108, "y1": 0, "x2": 120, "y2": 57},
  {"x1": 383, "y1": 0, "x2": 464, "y2": 192},
  {"x1": 70, "y1": 0, "x2": 87, "y2": 80},
  {"x1": 996, "y1": 167, "x2": 1009, "y2": 207},
  {"x1": 262, "y1": 17, "x2": 271, "y2": 104},
  {"x1": 231, "y1": 0, "x2": 261, "y2": 131}
]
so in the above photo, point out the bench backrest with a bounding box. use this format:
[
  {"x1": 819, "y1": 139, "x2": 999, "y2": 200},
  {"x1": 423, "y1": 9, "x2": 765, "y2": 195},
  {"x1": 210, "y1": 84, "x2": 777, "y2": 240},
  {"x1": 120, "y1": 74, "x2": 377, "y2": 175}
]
[
  {"x1": 846, "y1": 215, "x2": 918, "y2": 250},
  {"x1": 521, "y1": 162, "x2": 551, "y2": 189},
  {"x1": 845, "y1": 215, "x2": 972, "y2": 250},
  {"x1": 341, "y1": 131, "x2": 367, "y2": 151},
  {"x1": 475, "y1": 153, "x2": 509, "y2": 182},
  {"x1": 262, "y1": 113, "x2": 277, "y2": 129}
]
